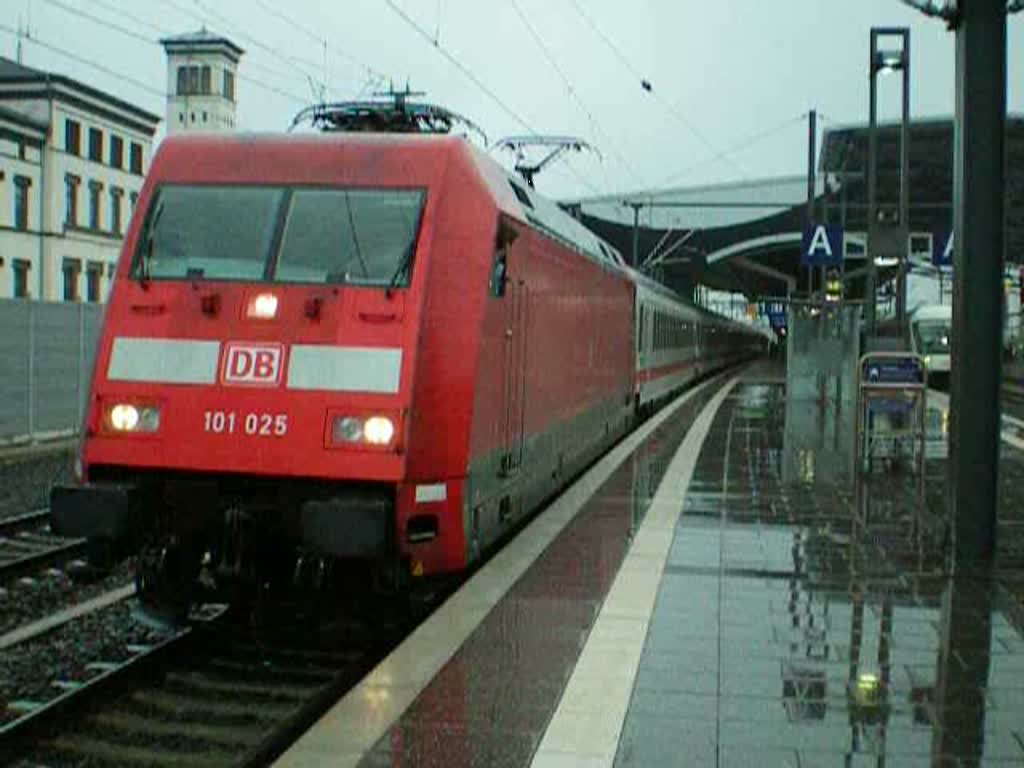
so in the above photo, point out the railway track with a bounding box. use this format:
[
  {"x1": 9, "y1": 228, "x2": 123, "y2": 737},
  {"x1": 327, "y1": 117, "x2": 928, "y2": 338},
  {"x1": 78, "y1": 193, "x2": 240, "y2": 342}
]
[
  {"x1": 1, "y1": 602, "x2": 420, "y2": 767},
  {"x1": 0, "y1": 509, "x2": 87, "y2": 583}
]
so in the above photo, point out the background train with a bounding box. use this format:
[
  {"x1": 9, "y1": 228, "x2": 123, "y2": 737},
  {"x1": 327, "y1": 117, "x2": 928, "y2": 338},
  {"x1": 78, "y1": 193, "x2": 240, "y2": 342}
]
[
  {"x1": 909, "y1": 304, "x2": 952, "y2": 386},
  {"x1": 50, "y1": 129, "x2": 768, "y2": 620}
]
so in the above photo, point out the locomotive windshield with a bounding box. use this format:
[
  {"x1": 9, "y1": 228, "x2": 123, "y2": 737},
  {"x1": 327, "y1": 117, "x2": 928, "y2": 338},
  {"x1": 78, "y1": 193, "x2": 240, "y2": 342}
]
[{"x1": 132, "y1": 185, "x2": 426, "y2": 287}]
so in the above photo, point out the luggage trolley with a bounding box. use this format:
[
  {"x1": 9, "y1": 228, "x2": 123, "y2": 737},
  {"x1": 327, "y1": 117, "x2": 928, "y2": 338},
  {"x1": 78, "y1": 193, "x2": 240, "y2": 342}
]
[{"x1": 855, "y1": 352, "x2": 928, "y2": 490}]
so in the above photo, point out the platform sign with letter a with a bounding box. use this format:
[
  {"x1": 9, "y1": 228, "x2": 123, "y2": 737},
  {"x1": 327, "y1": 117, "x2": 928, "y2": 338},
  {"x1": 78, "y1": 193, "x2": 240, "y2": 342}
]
[
  {"x1": 801, "y1": 225, "x2": 843, "y2": 267},
  {"x1": 932, "y1": 230, "x2": 953, "y2": 267}
]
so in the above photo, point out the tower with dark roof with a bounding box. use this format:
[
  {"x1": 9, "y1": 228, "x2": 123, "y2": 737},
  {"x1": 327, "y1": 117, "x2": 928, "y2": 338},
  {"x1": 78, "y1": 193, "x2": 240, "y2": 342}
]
[{"x1": 160, "y1": 30, "x2": 244, "y2": 134}]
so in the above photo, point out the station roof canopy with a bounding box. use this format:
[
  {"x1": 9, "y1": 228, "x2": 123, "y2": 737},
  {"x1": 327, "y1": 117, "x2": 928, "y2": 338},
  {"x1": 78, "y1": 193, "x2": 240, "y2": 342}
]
[{"x1": 565, "y1": 114, "x2": 1024, "y2": 301}]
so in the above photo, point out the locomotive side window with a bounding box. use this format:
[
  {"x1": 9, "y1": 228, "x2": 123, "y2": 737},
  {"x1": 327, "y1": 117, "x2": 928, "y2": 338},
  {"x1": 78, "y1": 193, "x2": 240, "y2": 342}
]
[{"x1": 133, "y1": 185, "x2": 426, "y2": 287}]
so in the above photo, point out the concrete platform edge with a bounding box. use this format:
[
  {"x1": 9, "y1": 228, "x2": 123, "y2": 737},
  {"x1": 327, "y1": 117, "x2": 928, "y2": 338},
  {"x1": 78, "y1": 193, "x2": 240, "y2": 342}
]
[{"x1": 531, "y1": 374, "x2": 740, "y2": 767}]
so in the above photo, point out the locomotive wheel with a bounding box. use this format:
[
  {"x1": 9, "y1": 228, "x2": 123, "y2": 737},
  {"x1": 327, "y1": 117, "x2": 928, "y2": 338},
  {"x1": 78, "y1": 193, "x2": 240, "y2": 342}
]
[{"x1": 135, "y1": 538, "x2": 200, "y2": 625}]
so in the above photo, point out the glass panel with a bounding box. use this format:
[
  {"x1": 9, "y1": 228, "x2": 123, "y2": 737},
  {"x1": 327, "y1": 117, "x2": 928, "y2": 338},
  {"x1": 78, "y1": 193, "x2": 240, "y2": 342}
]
[
  {"x1": 135, "y1": 186, "x2": 284, "y2": 280},
  {"x1": 276, "y1": 189, "x2": 425, "y2": 286},
  {"x1": 133, "y1": 186, "x2": 426, "y2": 286}
]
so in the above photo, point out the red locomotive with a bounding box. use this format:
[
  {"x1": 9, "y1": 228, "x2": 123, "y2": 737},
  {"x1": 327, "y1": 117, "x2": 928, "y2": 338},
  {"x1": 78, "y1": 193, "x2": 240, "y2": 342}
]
[{"x1": 51, "y1": 102, "x2": 766, "y2": 619}]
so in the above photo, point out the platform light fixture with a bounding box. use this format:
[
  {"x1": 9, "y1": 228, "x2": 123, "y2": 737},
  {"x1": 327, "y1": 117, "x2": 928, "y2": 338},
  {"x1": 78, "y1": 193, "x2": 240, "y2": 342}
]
[
  {"x1": 866, "y1": 27, "x2": 911, "y2": 338},
  {"x1": 873, "y1": 50, "x2": 906, "y2": 75}
]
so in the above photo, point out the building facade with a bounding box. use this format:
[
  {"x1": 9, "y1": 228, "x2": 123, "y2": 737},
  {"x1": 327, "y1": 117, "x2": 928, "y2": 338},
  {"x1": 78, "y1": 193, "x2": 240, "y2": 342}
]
[
  {"x1": 0, "y1": 56, "x2": 160, "y2": 302},
  {"x1": 161, "y1": 31, "x2": 244, "y2": 134}
]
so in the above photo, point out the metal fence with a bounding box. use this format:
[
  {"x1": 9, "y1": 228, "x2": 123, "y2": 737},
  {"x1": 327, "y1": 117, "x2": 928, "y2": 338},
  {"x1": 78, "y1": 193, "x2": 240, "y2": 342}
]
[{"x1": 0, "y1": 300, "x2": 103, "y2": 444}]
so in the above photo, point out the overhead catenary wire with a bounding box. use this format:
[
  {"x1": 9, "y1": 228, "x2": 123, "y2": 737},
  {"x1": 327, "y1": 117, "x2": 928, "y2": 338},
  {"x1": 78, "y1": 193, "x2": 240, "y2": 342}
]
[
  {"x1": 566, "y1": 0, "x2": 748, "y2": 179},
  {"x1": 36, "y1": 0, "x2": 308, "y2": 105},
  {"x1": 249, "y1": 0, "x2": 389, "y2": 85},
  {"x1": 383, "y1": 0, "x2": 601, "y2": 195},
  {"x1": 163, "y1": 0, "x2": 325, "y2": 88},
  {"x1": 77, "y1": 0, "x2": 309, "y2": 90},
  {"x1": 384, "y1": 0, "x2": 536, "y2": 134},
  {"x1": 653, "y1": 112, "x2": 809, "y2": 189},
  {"x1": 0, "y1": 20, "x2": 165, "y2": 101},
  {"x1": 509, "y1": 0, "x2": 644, "y2": 189}
]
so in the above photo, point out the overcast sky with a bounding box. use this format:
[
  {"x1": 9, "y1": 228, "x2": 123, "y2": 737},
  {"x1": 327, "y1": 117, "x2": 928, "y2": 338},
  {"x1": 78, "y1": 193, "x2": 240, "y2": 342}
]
[{"x1": 4, "y1": 0, "x2": 1022, "y2": 199}]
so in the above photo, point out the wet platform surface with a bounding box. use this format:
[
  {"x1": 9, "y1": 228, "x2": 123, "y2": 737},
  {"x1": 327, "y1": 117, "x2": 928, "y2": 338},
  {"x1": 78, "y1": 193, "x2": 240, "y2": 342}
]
[
  {"x1": 613, "y1": 373, "x2": 1024, "y2": 767},
  {"x1": 283, "y1": 361, "x2": 1024, "y2": 767}
]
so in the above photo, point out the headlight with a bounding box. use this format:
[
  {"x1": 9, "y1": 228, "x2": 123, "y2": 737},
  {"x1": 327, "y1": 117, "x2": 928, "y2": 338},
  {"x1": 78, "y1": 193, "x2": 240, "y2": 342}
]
[
  {"x1": 330, "y1": 414, "x2": 396, "y2": 447},
  {"x1": 364, "y1": 416, "x2": 395, "y2": 445},
  {"x1": 110, "y1": 404, "x2": 139, "y2": 431},
  {"x1": 107, "y1": 402, "x2": 160, "y2": 433},
  {"x1": 333, "y1": 416, "x2": 363, "y2": 443}
]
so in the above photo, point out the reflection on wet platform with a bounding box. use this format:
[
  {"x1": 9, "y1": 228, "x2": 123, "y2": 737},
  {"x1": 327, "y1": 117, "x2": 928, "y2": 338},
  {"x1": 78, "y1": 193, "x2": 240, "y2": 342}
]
[{"x1": 616, "y1": 372, "x2": 1024, "y2": 766}]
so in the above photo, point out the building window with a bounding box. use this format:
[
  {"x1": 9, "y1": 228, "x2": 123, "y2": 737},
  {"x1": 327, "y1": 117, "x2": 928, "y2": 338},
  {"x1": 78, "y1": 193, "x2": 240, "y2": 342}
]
[
  {"x1": 62, "y1": 258, "x2": 81, "y2": 302},
  {"x1": 110, "y1": 187, "x2": 123, "y2": 235},
  {"x1": 177, "y1": 64, "x2": 212, "y2": 95},
  {"x1": 13, "y1": 259, "x2": 30, "y2": 298},
  {"x1": 202, "y1": 111, "x2": 208, "y2": 123},
  {"x1": 13, "y1": 175, "x2": 31, "y2": 230},
  {"x1": 88, "y1": 180, "x2": 103, "y2": 230},
  {"x1": 223, "y1": 69, "x2": 235, "y2": 101},
  {"x1": 129, "y1": 191, "x2": 139, "y2": 218},
  {"x1": 108, "y1": 136, "x2": 122, "y2": 171},
  {"x1": 86, "y1": 262, "x2": 103, "y2": 303},
  {"x1": 65, "y1": 119, "x2": 81, "y2": 155},
  {"x1": 130, "y1": 142, "x2": 143, "y2": 175},
  {"x1": 65, "y1": 174, "x2": 80, "y2": 226},
  {"x1": 88, "y1": 127, "x2": 103, "y2": 162}
]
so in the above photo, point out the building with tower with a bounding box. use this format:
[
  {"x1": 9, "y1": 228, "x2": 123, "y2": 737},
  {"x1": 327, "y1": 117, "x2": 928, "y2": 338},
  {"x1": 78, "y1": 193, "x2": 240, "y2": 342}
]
[{"x1": 160, "y1": 30, "x2": 244, "y2": 134}]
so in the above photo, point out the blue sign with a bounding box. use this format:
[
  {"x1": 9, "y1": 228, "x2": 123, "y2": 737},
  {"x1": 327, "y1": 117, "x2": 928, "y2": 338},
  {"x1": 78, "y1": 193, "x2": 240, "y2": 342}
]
[
  {"x1": 862, "y1": 357, "x2": 925, "y2": 384},
  {"x1": 801, "y1": 225, "x2": 843, "y2": 267},
  {"x1": 760, "y1": 301, "x2": 786, "y2": 329},
  {"x1": 933, "y1": 230, "x2": 953, "y2": 267}
]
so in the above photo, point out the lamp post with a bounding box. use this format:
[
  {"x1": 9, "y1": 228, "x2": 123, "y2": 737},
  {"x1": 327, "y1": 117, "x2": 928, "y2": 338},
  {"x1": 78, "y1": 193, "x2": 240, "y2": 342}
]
[{"x1": 866, "y1": 27, "x2": 911, "y2": 340}]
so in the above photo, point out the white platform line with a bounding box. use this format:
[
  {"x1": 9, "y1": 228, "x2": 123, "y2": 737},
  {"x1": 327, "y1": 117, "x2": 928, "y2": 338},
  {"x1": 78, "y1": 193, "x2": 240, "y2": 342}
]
[
  {"x1": 274, "y1": 374, "x2": 730, "y2": 768},
  {"x1": 530, "y1": 375, "x2": 740, "y2": 768}
]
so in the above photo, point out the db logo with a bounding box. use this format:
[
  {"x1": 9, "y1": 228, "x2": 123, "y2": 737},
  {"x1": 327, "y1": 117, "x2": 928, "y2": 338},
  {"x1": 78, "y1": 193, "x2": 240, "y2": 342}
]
[{"x1": 221, "y1": 343, "x2": 284, "y2": 386}]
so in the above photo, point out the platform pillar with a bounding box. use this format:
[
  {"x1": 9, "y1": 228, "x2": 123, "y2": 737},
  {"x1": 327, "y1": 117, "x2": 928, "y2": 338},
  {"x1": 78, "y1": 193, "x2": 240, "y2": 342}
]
[{"x1": 949, "y1": 0, "x2": 1006, "y2": 568}]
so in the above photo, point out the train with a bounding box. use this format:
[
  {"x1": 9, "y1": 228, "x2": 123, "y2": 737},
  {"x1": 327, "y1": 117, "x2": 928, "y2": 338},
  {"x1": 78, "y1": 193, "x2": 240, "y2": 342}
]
[
  {"x1": 50, "y1": 128, "x2": 768, "y2": 621},
  {"x1": 909, "y1": 304, "x2": 952, "y2": 386}
]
